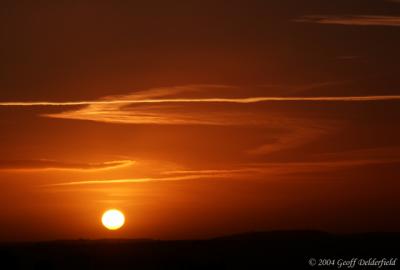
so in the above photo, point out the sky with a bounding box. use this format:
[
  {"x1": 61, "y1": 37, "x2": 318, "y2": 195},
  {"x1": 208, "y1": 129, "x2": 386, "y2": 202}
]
[{"x1": 0, "y1": 0, "x2": 400, "y2": 241}]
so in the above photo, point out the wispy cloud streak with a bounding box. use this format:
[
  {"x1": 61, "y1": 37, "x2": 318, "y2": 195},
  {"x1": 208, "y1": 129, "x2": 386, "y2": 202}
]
[
  {"x1": 247, "y1": 126, "x2": 328, "y2": 155},
  {"x1": 43, "y1": 174, "x2": 234, "y2": 187},
  {"x1": 1, "y1": 95, "x2": 400, "y2": 107},
  {"x1": 297, "y1": 15, "x2": 400, "y2": 27},
  {"x1": 0, "y1": 159, "x2": 135, "y2": 172},
  {"x1": 43, "y1": 158, "x2": 400, "y2": 187},
  {"x1": 1, "y1": 85, "x2": 399, "y2": 126}
]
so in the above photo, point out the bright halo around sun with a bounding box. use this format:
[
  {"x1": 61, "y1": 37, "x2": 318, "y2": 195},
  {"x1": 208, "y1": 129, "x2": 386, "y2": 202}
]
[{"x1": 102, "y1": 209, "x2": 125, "y2": 230}]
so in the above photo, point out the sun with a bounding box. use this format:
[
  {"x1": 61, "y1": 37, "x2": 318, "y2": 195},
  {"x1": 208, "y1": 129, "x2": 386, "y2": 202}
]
[{"x1": 102, "y1": 209, "x2": 125, "y2": 230}]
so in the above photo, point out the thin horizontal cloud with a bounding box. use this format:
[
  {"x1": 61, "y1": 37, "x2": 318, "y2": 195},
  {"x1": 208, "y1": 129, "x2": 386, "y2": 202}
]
[
  {"x1": 0, "y1": 159, "x2": 134, "y2": 172},
  {"x1": 43, "y1": 174, "x2": 234, "y2": 187},
  {"x1": 166, "y1": 159, "x2": 400, "y2": 177},
  {"x1": 247, "y1": 159, "x2": 400, "y2": 174},
  {"x1": 3, "y1": 85, "x2": 397, "y2": 161},
  {"x1": 5, "y1": 84, "x2": 395, "y2": 156},
  {"x1": 315, "y1": 147, "x2": 400, "y2": 162},
  {"x1": 296, "y1": 15, "x2": 400, "y2": 27},
  {"x1": 1, "y1": 95, "x2": 400, "y2": 107},
  {"x1": 38, "y1": 84, "x2": 400, "y2": 126},
  {"x1": 161, "y1": 168, "x2": 266, "y2": 175},
  {"x1": 43, "y1": 158, "x2": 400, "y2": 187},
  {"x1": 247, "y1": 126, "x2": 329, "y2": 155},
  {"x1": 2, "y1": 86, "x2": 398, "y2": 156},
  {"x1": 0, "y1": 85, "x2": 399, "y2": 125}
]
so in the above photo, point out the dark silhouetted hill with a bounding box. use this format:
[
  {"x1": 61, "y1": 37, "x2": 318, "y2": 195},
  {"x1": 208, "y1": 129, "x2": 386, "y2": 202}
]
[{"x1": 0, "y1": 231, "x2": 399, "y2": 269}]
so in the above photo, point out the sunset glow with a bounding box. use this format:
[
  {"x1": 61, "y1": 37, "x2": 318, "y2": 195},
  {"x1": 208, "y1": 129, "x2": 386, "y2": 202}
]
[{"x1": 0, "y1": 0, "x2": 400, "y2": 244}]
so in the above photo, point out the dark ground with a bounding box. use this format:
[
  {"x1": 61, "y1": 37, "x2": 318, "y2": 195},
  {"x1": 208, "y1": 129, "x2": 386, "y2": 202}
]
[{"x1": 0, "y1": 231, "x2": 399, "y2": 269}]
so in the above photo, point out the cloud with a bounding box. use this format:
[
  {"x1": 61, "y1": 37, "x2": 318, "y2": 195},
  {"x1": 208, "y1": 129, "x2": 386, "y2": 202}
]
[
  {"x1": 2, "y1": 85, "x2": 397, "y2": 164},
  {"x1": 315, "y1": 147, "x2": 400, "y2": 162},
  {"x1": 43, "y1": 174, "x2": 234, "y2": 187},
  {"x1": 0, "y1": 94, "x2": 399, "y2": 107},
  {"x1": 0, "y1": 85, "x2": 399, "y2": 109},
  {"x1": 0, "y1": 84, "x2": 399, "y2": 125},
  {"x1": 43, "y1": 157, "x2": 400, "y2": 187},
  {"x1": 247, "y1": 125, "x2": 330, "y2": 155},
  {"x1": 0, "y1": 159, "x2": 134, "y2": 172},
  {"x1": 296, "y1": 15, "x2": 400, "y2": 27},
  {"x1": 3, "y1": 84, "x2": 396, "y2": 156},
  {"x1": 2, "y1": 85, "x2": 398, "y2": 158},
  {"x1": 31, "y1": 85, "x2": 400, "y2": 126}
]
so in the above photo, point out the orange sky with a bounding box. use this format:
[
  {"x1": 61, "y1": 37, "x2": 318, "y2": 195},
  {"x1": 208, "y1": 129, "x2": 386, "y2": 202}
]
[{"x1": 1, "y1": 0, "x2": 400, "y2": 241}]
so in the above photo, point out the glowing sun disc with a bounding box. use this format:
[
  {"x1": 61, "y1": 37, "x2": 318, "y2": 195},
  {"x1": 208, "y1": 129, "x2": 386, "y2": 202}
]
[{"x1": 102, "y1": 209, "x2": 125, "y2": 230}]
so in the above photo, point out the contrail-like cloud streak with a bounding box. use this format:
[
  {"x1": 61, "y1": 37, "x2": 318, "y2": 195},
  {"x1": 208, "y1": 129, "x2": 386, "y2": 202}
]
[
  {"x1": 0, "y1": 159, "x2": 135, "y2": 172},
  {"x1": 43, "y1": 174, "x2": 233, "y2": 187},
  {"x1": 296, "y1": 15, "x2": 400, "y2": 27},
  {"x1": 3, "y1": 86, "x2": 399, "y2": 126},
  {"x1": 1, "y1": 95, "x2": 400, "y2": 107},
  {"x1": 43, "y1": 158, "x2": 400, "y2": 187}
]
